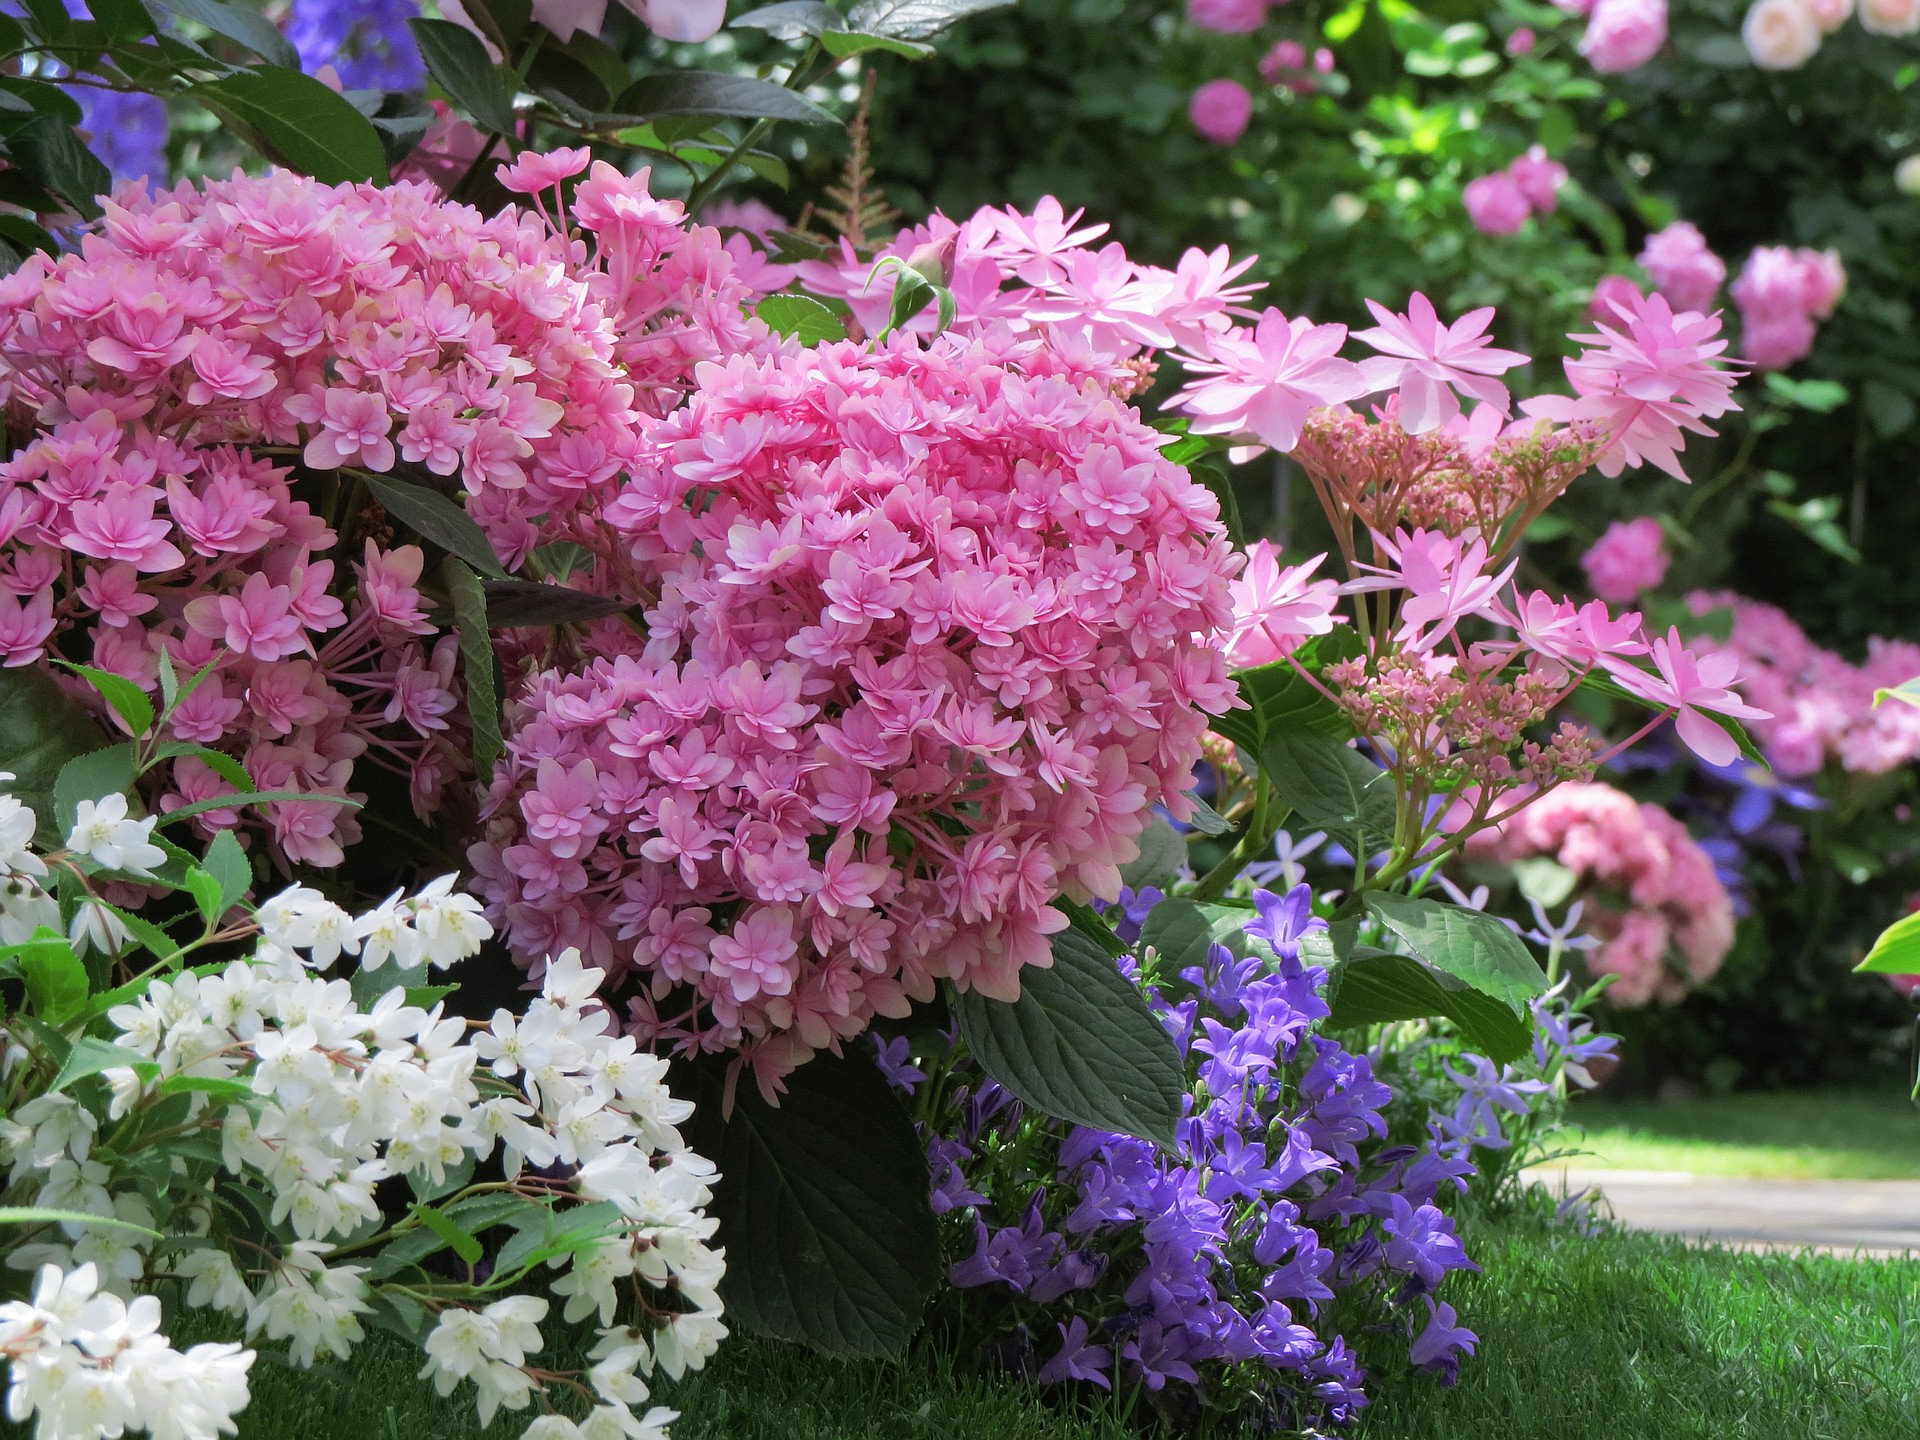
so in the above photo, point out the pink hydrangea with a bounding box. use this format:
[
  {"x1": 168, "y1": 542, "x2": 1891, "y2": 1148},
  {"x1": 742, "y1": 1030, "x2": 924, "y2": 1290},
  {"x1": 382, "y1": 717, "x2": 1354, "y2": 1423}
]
[
  {"x1": 1191, "y1": 79, "x2": 1255, "y2": 145},
  {"x1": 1581, "y1": 517, "x2": 1670, "y2": 604},
  {"x1": 1462, "y1": 172, "x2": 1531, "y2": 235},
  {"x1": 1580, "y1": 0, "x2": 1669, "y2": 72},
  {"x1": 1225, "y1": 544, "x2": 1342, "y2": 666},
  {"x1": 471, "y1": 333, "x2": 1241, "y2": 1090},
  {"x1": 1470, "y1": 782, "x2": 1734, "y2": 1004},
  {"x1": 1637, "y1": 221, "x2": 1726, "y2": 314}
]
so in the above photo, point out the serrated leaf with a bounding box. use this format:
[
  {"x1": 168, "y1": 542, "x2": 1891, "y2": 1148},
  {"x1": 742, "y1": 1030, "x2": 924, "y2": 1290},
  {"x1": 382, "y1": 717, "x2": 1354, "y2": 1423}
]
[
  {"x1": 613, "y1": 71, "x2": 837, "y2": 125},
  {"x1": 51, "y1": 1037, "x2": 158, "y2": 1093},
  {"x1": 479, "y1": 577, "x2": 631, "y2": 628},
  {"x1": 954, "y1": 926, "x2": 1183, "y2": 1148},
  {"x1": 361, "y1": 472, "x2": 509, "y2": 579},
  {"x1": 1259, "y1": 725, "x2": 1394, "y2": 851},
  {"x1": 683, "y1": 1051, "x2": 938, "y2": 1356},
  {"x1": 154, "y1": 790, "x2": 358, "y2": 825},
  {"x1": 444, "y1": 558, "x2": 504, "y2": 780},
  {"x1": 181, "y1": 865, "x2": 224, "y2": 925},
  {"x1": 756, "y1": 293, "x2": 849, "y2": 344},
  {"x1": 1857, "y1": 909, "x2": 1920, "y2": 975},
  {"x1": 732, "y1": 0, "x2": 838, "y2": 36},
  {"x1": 52, "y1": 744, "x2": 137, "y2": 837},
  {"x1": 1117, "y1": 816, "x2": 1186, "y2": 890},
  {"x1": 1365, "y1": 893, "x2": 1548, "y2": 1010},
  {"x1": 1325, "y1": 949, "x2": 1531, "y2": 1063},
  {"x1": 409, "y1": 17, "x2": 519, "y2": 136},
  {"x1": 844, "y1": 0, "x2": 1013, "y2": 38},
  {"x1": 188, "y1": 66, "x2": 387, "y2": 184},
  {"x1": 0, "y1": 666, "x2": 110, "y2": 845},
  {"x1": 1187, "y1": 460, "x2": 1245, "y2": 549},
  {"x1": 152, "y1": 742, "x2": 254, "y2": 793},
  {"x1": 201, "y1": 829, "x2": 251, "y2": 918},
  {"x1": 150, "y1": 0, "x2": 298, "y2": 66},
  {"x1": 1137, "y1": 896, "x2": 1219, "y2": 974}
]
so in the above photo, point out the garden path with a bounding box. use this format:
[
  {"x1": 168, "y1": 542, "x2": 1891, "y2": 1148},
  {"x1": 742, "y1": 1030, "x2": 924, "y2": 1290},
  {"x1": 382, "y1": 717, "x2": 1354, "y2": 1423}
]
[{"x1": 1526, "y1": 1167, "x2": 1920, "y2": 1257}]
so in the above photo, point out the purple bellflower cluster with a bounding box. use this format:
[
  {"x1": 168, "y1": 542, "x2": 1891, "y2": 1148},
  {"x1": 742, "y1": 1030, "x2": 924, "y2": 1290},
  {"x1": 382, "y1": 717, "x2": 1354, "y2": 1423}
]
[{"x1": 288, "y1": 0, "x2": 426, "y2": 91}]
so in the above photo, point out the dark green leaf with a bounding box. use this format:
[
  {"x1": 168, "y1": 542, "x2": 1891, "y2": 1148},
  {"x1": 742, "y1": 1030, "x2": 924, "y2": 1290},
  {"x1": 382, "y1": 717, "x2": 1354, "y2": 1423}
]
[
  {"x1": 58, "y1": 663, "x2": 153, "y2": 739},
  {"x1": 819, "y1": 29, "x2": 932, "y2": 57},
  {"x1": 1137, "y1": 895, "x2": 1219, "y2": 974},
  {"x1": 16, "y1": 0, "x2": 72, "y2": 44},
  {"x1": 52, "y1": 744, "x2": 137, "y2": 837},
  {"x1": 1117, "y1": 816, "x2": 1186, "y2": 890},
  {"x1": 10, "y1": 930, "x2": 87, "y2": 1025},
  {"x1": 445, "y1": 1192, "x2": 541, "y2": 1233},
  {"x1": 0, "y1": 214, "x2": 58, "y2": 262},
  {"x1": 479, "y1": 577, "x2": 630, "y2": 628},
  {"x1": 444, "y1": 558, "x2": 504, "y2": 781},
  {"x1": 527, "y1": 47, "x2": 612, "y2": 112},
  {"x1": 188, "y1": 67, "x2": 387, "y2": 184},
  {"x1": 362, "y1": 472, "x2": 509, "y2": 579},
  {"x1": 0, "y1": 666, "x2": 111, "y2": 845},
  {"x1": 613, "y1": 72, "x2": 837, "y2": 125},
  {"x1": 954, "y1": 925, "x2": 1183, "y2": 1148},
  {"x1": 155, "y1": 789, "x2": 358, "y2": 825},
  {"x1": 683, "y1": 1050, "x2": 938, "y2": 1356},
  {"x1": 102, "y1": 903, "x2": 182, "y2": 964},
  {"x1": 1187, "y1": 460, "x2": 1245, "y2": 550},
  {"x1": 756, "y1": 294, "x2": 849, "y2": 344},
  {"x1": 409, "y1": 18, "x2": 519, "y2": 136},
  {"x1": 7, "y1": 114, "x2": 110, "y2": 221},
  {"x1": 732, "y1": 0, "x2": 838, "y2": 36},
  {"x1": 150, "y1": 0, "x2": 298, "y2": 65},
  {"x1": 465, "y1": 0, "x2": 530, "y2": 53},
  {"x1": 83, "y1": 0, "x2": 154, "y2": 43},
  {"x1": 1259, "y1": 726, "x2": 1394, "y2": 850},
  {"x1": 1057, "y1": 894, "x2": 1128, "y2": 959},
  {"x1": 843, "y1": 0, "x2": 1013, "y2": 39},
  {"x1": 51, "y1": 1036, "x2": 157, "y2": 1093},
  {"x1": 152, "y1": 742, "x2": 256, "y2": 794},
  {"x1": 1325, "y1": 949, "x2": 1531, "y2": 1063},
  {"x1": 157, "y1": 1074, "x2": 256, "y2": 1102},
  {"x1": 201, "y1": 829, "x2": 251, "y2": 918},
  {"x1": 1364, "y1": 893, "x2": 1548, "y2": 1010}
]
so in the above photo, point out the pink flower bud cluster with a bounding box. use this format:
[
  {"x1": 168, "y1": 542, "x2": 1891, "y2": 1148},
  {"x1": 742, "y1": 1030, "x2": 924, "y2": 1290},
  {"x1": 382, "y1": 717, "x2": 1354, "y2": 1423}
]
[
  {"x1": 1464, "y1": 146, "x2": 1568, "y2": 236},
  {"x1": 470, "y1": 333, "x2": 1241, "y2": 1090},
  {"x1": 1469, "y1": 782, "x2": 1734, "y2": 1005},
  {"x1": 0, "y1": 162, "x2": 776, "y2": 866},
  {"x1": 1580, "y1": 517, "x2": 1670, "y2": 604},
  {"x1": 1685, "y1": 590, "x2": 1920, "y2": 777},
  {"x1": 1729, "y1": 244, "x2": 1846, "y2": 371}
]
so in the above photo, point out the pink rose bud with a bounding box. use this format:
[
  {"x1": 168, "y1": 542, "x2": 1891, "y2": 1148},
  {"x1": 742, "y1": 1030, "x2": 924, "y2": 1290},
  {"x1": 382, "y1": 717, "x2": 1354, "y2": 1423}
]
[
  {"x1": 1463, "y1": 171, "x2": 1531, "y2": 235},
  {"x1": 1581, "y1": 517, "x2": 1671, "y2": 605},
  {"x1": 1190, "y1": 79, "x2": 1254, "y2": 145},
  {"x1": 905, "y1": 233, "x2": 958, "y2": 286},
  {"x1": 1506, "y1": 26, "x2": 1537, "y2": 53},
  {"x1": 1581, "y1": 0, "x2": 1668, "y2": 73},
  {"x1": 1860, "y1": 0, "x2": 1920, "y2": 33},
  {"x1": 1804, "y1": 0, "x2": 1853, "y2": 26},
  {"x1": 1260, "y1": 39, "x2": 1308, "y2": 82}
]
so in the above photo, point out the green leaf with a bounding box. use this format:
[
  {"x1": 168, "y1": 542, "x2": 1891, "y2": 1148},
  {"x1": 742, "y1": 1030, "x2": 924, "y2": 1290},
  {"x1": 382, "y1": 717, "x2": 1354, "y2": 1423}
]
[
  {"x1": 613, "y1": 72, "x2": 838, "y2": 125},
  {"x1": 150, "y1": 0, "x2": 298, "y2": 66},
  {"x1": 1056, "y1": 894, "x2": 1129, "y2": 959},
  {"x1": 1137, "y1": 895, "x2": 1220, "y2": 974},
  {"x1": 1364, "y1": 893, "x2": 1548, "y2": 1010},
  {"x1": 51, "y1": 1036, "x2": 157, "y2": 1093},
  {"x1": 408, "y1": 18, "x2": 519, "y2": 136},
  {"x1": 756, "y1": 294, "x2": 850, "y2": 344},
  {"x1": 55, "y1": 664, "x2": 153, "y2": 739},
  {"x1": 7, "y1": 114, "x2": 110, "y2": 221},
  {"x1": 954, "y1": 925, "x2": 1183, "y2": 1148},
  {"x1": 0, "y1": 1206, "x2": 160, "y2": 1239},
  {"x1": 1877, "y1": 676, "x2": 1920, "y2": 712},
  {"x1": 683, "y1": 1050, "x2": 939, "y2": 1357},
  {"x1": 9, "y1": 930, "x2": 88, "y2": 1025},
  {"x1": 201, "y1": 829, "x2": 251, "y2": 918},
  {"x1": 1117, "y1": 816, "x2": 1186, "y2": 890},
  {"x1": 409, "y1": 1202, "x2": 483, "y2": 1265},
  {"x1": 1187, "y1": 461, "x2": 1245, "y2": 550},
  {"x1": 445, "y1": 1192, "x2": 542, "y2": 1234},
  {"x1": 1183, "y1": 791, "x2": 1231, "y2": 836},
  {"x1": 1762, "y1": 373, "x2": 1849, "y2": 414},
  {"x1": 188, "y1": 67, "x2": 387, "y2": 184},
  {"x1": 1512, "y1": 856, "x2": 1578, "y2": 911},
  {"x1": 156, "y1": 1073, "x2": 256, "y2": 1102},
  {"x1": 819, "y1": 28, "x2": 933, "y2": 57},
  {"x1": 155, "y1": 789, "x2": 359, "y2": 825},
  {"x1": 0, "y1": 666, "x2": 111, "y2": 844},
  {"x1": 181, "y1": 865, "x2": 224, "y2": 925},
  {"x1": 843, "y1": 0, "x2": 1014, "y2": 39},
  {"x1": 151, "y1": 742, "x2": 254, "y2": 793},
  {"x1": 444, "y1": 558, "x2": 504, "y2": 781},
  {"x1": 1259, "y1": 726, "x2": 1394, "y2": 851},
  {"x1": 102, "y1": 903, "x2": 184, "y2": 963},
  {"x1": 1211, "y1": 660, "x2": 1347, "y2": 754},
  {"x1": 479, "y1": 577, "x2": 630, "y2": 628},
  {"x1": 1857, "y1": 909, "x2": 1920, "y2": 974},
  {"x1": 463, "y1": 0, "x2": 530, "y2": 53},
  {"x1": 86, "y1": 0, "x2": 156, "y2": 42},
  {"x1": 1325, "y1": 949, "x2": 1531, "y2": 1063},
  {"x1": 361, "y1": 472, "x2": 509, "y2": 579},
  {"x1": 493, "y1": 1199, "x2": 623, "y2": 1275},
  {"x1": 52, "y1": 744, "x2": 137, "y2": 837},
  {"x1": 732, "y1": 0, "x2": 838, "y2": 36},
  {"x1": 0, "y1": 213, "x2": 58, "y2": 263}
]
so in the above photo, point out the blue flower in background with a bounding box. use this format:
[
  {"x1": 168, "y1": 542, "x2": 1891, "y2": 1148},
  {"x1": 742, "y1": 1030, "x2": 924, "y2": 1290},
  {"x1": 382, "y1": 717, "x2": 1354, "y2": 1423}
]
[
  {"x1": 289, "y1": 0, "x2": 425, "y2": 91},
  {"x1": 75, "y1": 89, "x2": 168, "y2": 183},
  {"x1": 1705, "y1": 758, "x2": 1824, "y2": 837}
]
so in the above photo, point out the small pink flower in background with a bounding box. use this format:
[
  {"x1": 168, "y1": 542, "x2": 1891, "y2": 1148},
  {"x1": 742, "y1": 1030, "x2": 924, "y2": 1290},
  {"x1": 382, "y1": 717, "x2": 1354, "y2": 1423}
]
[
  {"x1": 1637, "y1": 221, "x2": 1725, "y2": 314},
  {"x1": 1731, "y1": 245, "x2": 1844, "y2": 369},
  {"x1": 1587, "y1": 274, "x2": 1646, "y2": 322},
  {"x1": 1463, "y1": 171, "x2": 1530, "y2": 235},
  {"x1": 1173, "y1": 307, "x2": 1368, "y2": 450},
  {"x1": 629, "y1": 0, "x2": 727, "y2": 42},
  {"x1": 1509, "y1": 145, "x2": 1568, "y2": 214},
  {"x1": 1740, "y1": 310, "x2": 1817, "y2": 369},
  {"x1": 496, "y1": 147, "x2": 592, "y2": 195},
  {"x1": 1796, "y1": 248, "x2": 1846, "y2": 317},
  {"x1": 1313, "y1": 46, "x2": 1335, "y2": 71},
  {"x1": 1805, "y1": 0, "x2": 1854, "y2": 25},
  {"x1": 1190, "y1": 79, "x2": 1254, "y2": 145},
  {"x1": 1860, "y1": 0, "x2": 1920, "y2": 34},
  {"x1": 1261, "y1": 39, "x2": 1308, "y2": 81},
  {"x1": 1352, "y1": 292, "x2": 1529, "y2": 434},
  {"x1": 1189, "y1": 0, "x2": 1268, "y2": 32},
  {"x1": 1581, "y1": 0, "x2": 1669, "y2": 73},
  {"x1": 1506, "y1": 25, "x2": 1537, "y2": 53},
  {"x1": 1581, "y1": 517, "x2": 1670, "y2": 604},
  {"x1": 707, "y1": 197, "x2": 789, "y2": 239},
  {"x1": 1225, "y1": 544, "x2": 1342, "y2": 667},
  {"x1": 1743, "y1": 0, "x2": 1822, "y2": 68}
]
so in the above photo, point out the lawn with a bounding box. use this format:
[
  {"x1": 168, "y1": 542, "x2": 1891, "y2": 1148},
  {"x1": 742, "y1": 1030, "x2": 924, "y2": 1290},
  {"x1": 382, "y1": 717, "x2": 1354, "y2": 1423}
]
[
  {"x1": 106, "y1": 1200, "x2": 1920, "y2": 1440},
  {"x1": 1560, "y1": 1087, "x2": 1920, "y2": 1179}
]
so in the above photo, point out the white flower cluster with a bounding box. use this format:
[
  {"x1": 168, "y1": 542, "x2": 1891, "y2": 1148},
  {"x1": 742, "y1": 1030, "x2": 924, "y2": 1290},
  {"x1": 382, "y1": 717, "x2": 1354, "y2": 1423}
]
[
  {"x1": 0, "y1": 1262, "x2": 252, "y2": 1440},
  {"x1": 0, "y1": 850, "x2": 727, "y2": 1440}
]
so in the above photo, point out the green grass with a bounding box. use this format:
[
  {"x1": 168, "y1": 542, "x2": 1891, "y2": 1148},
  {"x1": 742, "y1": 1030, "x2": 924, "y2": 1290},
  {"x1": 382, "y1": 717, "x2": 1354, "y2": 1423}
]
[{"x1": 1559, "y1": 1087, "x2": 1920, "y2": 1179}]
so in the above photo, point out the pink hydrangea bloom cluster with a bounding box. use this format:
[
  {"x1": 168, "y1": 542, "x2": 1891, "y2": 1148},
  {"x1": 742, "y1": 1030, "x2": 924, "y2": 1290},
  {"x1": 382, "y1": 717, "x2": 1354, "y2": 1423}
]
[
  {"x1": 1469, "y1": 782, "x2": 1734, "y2": 1005},
  {"x1": 1464, "y1": 145, "x2": 1568, "y2": 236},
  {"x1": 1686, "y1": 591, "x2": 1920, "y2": 776},
  {"x1": 1581, "y1": 517, "x2": 1670, "y2": 604},
  {"x1": 1730, "y1": 244, "x2": 1847, "y2": 370},
  {"x1": 471, "y1": 332, "x2": 1240, "y2": 1091},
  {"x1": 0, "y1": 160, "x2": 775, "y2": 865}
]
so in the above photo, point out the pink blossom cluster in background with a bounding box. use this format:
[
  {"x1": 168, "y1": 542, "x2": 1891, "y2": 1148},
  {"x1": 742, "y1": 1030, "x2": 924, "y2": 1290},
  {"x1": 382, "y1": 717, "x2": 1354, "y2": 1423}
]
[
  {"x1": 1470, "y1": 781, "x2": 1735, "y2": 1004},
  {"x1": 1464, "y1": 145, "x2": 1569, "y2": 236},
  {"x1": 0, "y1": 159, "x2": 778, "y2": 866},
  {"x1": 1573, "y1": 0, "x2": 1671, "y2": 73},
  {"x1": 1687, "y1": 591, "x2": 1920, "y2": 776},
  {"x1": 1188, "y1": 0, "x2": 1281, "y2": 35},
  {"x1": 472, "y1": 333, "x2": 1240, "y2": 1091},
  {"x1": 1731, "y1": 244, "x2": 1846, "y2": 370},
  {"x1": 1581, "y1": 517, "x2": 1670, "y2": 604},
  {"x1": 1638, "y1": 221, "x2": 1726, "y2": 314},
  {"x1": 1258, "y1": 38, "x2": 1337, "y2": 94},
  {"x1": 1190, "y1": 78, "x2": 1255, "y2": 145}
]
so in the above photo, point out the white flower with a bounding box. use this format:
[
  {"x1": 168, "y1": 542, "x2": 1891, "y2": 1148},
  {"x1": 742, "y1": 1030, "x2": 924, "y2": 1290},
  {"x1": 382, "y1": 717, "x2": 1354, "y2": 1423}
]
[
  {"x1": 1743, "y1": 0, "x2": 1821, "y2": 68},
  {"x1": 1898, "y1": 154, "x2": 1920, "y2": 197},
  {"x1": 1861, "y1": 0, "x2": 1920, "y2": 30},
  {"x1": 0, "y1": 787, "x2": 46, "y2": 878},
  {"x1": 173, "y1": 1249, "x2": 253, "y2": 1317},
  {"x1": 64, "y1": 793, "x2": 165, "y2": 878}
]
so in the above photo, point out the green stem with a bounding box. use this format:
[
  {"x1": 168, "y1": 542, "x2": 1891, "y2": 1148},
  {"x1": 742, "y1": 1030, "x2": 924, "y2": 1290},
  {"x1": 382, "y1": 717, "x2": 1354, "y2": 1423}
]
[{"x1": 684, "y1": 41, "x2": 828, "y2": 214}]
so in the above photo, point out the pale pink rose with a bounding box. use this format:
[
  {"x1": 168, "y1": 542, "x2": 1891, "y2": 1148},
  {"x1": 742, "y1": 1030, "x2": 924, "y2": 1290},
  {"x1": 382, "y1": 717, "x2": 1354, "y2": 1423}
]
[
  {"x1": 1190, "y1": 79, "x2": 1254, "y2": 145},
  {"x1": 1794, "y1": 246, "x2": 1846, "y2": 318},
  {"x1": 1507, "y1": 26, "x2": 1537, "y2": 53},
  {"x1": 1581, "y1": 517, "x2": 1670, "y2": 604},
  {"x1": 1463, "y1": 171, "x2": 1530, "y2": 235},
  {"x1": 1740, "y1": 309, "x2": 1817, "y2": 369},
  {"x1": 1509, "y1": 145, "x2": 1568, "y2": 214},
  {"x1": 1743, "y1": 0, "x2": 1821, "y2": 70},
  {"x1": 626, "y1": 0, "x2": 726, "y2": 41},
  {"x1": 1861, "y1": 0, "x2": 1920, "y2": 33},
  {"x1": 1189, "y1": 0, "x2": 1268, "y2": 32},
  {"x1": 1581, "y1": 0, "x2": 1668, "y2": 73},
  {"x1": 1587, "y1": 274, "x2": 1646, "y2": 322},
  {"x1": 1804, "y1": 0, "x2": 1853, "y2": 29},
  {"x1": 1637, "y1": 221, "x2": 1725, "y2": 314}
]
